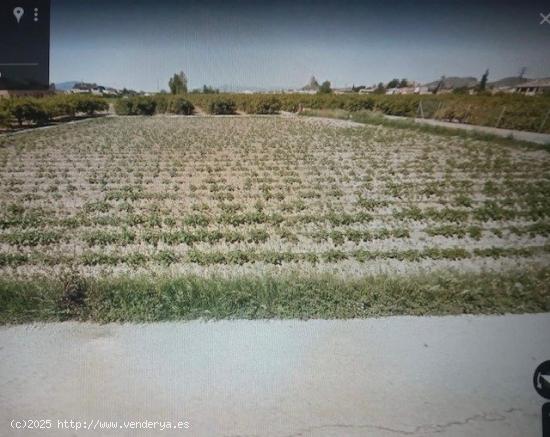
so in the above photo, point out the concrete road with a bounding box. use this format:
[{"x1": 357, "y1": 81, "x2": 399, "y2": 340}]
[{"x1": 1, "y1": 315, "x2": 549, "y2": 437}]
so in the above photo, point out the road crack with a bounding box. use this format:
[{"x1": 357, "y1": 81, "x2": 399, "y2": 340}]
[{"x1": 281, "y1": 407, "x2": 524, "y2": 436}]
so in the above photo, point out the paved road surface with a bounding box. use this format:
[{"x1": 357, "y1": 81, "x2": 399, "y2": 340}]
[{"x1": 1, "y1": 315, "x2": 549, "y2": 436}]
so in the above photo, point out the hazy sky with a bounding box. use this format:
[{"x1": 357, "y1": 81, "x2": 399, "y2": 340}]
[{"x1": 50, "y1": 0, "x2": 550, "y2": 91}]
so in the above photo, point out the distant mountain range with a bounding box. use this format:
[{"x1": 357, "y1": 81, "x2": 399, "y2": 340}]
[
  {"x1": 421, "y1": 76, "x2": 533, "y2": 91},
  {"x1": 54, "y1": 81, "x2": 79, "y2": 91},
  {"x1": 488, "y1": 76, "x2": 530, "y2": 88},
  {"x1": 423, "y1": 77, "x2": 478, "y2": 90}
]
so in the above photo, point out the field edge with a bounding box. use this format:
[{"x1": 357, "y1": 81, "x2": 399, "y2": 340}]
[{"x1": 1, "y1": 267, "x2": 549, "y2": 324}]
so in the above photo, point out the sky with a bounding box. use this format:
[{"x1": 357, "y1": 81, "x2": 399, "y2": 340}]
[{"x1": 50, "y1": 0, "x2": 550, "y2": 91}]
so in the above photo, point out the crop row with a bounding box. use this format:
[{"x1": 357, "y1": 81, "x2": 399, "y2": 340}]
[
  {"x1": 1, "y1": 244, "x2": 548, "y2": 268},
  {"x1": 3, "y1": 205, "x2": 550, "y2": 233},
  {"x1": 2, "y1": 217, "x2": 550, "y2": 248}
]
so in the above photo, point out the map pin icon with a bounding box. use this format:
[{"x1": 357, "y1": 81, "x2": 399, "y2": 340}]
[{"x1": 13, "y1": 7, "x2": 24, "y2": 23}]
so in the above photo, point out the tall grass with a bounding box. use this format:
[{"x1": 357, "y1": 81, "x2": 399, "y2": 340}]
[{"x1": 1, "y1": 268, "x2": 549, "y2": 323}]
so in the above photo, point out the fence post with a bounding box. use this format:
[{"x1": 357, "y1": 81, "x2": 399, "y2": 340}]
[
  {"x1": 435, "y1": 102, "x2": 444, "y2": 120},
  {"x1": 434, "y1": 102, "x2": 444, "y2": 120},
  {"x1": 465, "y1": 105, "x2": 472, "y2": 123},
  {"x1": 495, "y1": 106, "x2": 506, "y2": 128},
  {"x1": 417, "y1": 101, "x2": 424, "y2": 119},
  {"x1": 539, "y1": 110, "x2": 550, "y2": 133}
]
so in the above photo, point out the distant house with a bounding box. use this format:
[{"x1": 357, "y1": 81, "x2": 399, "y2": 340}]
[
  {"x1": 358, "y1": 87, "x2": 377, "y2": 94},
  {"x1": 515, "y1": 78, "x2": 550, "y2": 95},
  {"x1": 104, "y1": 87, "x2": 120, "y2": 96},
  {"x1": 68, "y1": 83, "x2": 119, "y2": 96},
  {"x1": 414, "y1": 86, "x2": 430, "y2": 95},
  {"x1": 386, "y1": 87, "x2": 416, "y2": 95},
  {"x1": 91, "y1": 86, "x2": 106, "y2": 96},
  {"x1": 333, "y1": 87, "x2": 354, "y2": 94},
  {"x1": 69, "y1": 83, "x2": 95, "y2": 94}
]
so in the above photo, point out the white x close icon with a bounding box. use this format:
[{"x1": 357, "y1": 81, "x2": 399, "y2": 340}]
[{"x1": 541, "y1": 12, "x2": 550, "y2": 24}]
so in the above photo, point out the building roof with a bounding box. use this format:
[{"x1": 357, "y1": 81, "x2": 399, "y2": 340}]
[{"x1": 516, "y1": 78, "x2": 550, "y2": 88}]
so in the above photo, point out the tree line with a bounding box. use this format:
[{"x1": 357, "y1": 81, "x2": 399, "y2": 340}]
[{"x1": 0, "y1": 95, "x2": 108, "y2": 127}]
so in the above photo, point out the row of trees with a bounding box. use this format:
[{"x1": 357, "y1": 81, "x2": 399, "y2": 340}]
[
  {"x1": 0, "y1": 95, "x2": 108, "y2": 127},
  {"x1": 115, "y1": 95, "x2": 281, "y2": 115},
  {"x1": 114, "y1": 87, "x2": 549, "y2": 132},
  {"x1": 115, "y1": 95, "x2": 284, "y2": 116},
  {"x1": 184, "y1": 92, "x2": 550, "y2": 133},
  {"x1": 114, "y1": 95, "x2": 194, "y2": 115}
]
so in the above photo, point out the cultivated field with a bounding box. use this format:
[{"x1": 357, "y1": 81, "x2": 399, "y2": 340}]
[{"x1": 1, "y1": 115, "x2": 549, "y2": 321}]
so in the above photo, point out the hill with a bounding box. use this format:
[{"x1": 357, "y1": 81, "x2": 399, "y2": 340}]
[{"x1": 423, "y1": 77, "x2": 478, "y2": 91}]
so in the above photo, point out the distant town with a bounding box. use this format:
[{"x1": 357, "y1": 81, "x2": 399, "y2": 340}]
[{"x1": 53, "y1": 73, "x2": 550, "y2": 98}]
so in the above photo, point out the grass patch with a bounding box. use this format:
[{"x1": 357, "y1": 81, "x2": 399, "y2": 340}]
[
  {"x1": 300, "y1": 109, "x2": 550, "y2": 151},
  {"x1": 1, "y1": 267, "x2": 549, "y2": 323}
]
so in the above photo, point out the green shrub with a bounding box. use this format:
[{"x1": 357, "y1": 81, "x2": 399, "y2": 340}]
[
  {"x1": 166, "y1": 96, "x2": 194, "y2": 115},
  {"x1": 114, "y1": 96, "x2": 156, "y2": 115},
  {"x1": 241, "y1": 96, "x2": 281, "y2": 114},
  {"x1": 134, "y1": 97, "x2": 156, "y2": 115},
  {"x1": 9, "y1": 99, "x2": 49, "y2": 126},
  {"x1": 138, "y1": 95, "x2": 195, "y2": 115},
  {"x1": 344, "y1": 97, "x2": 375, "y2": 112},
  {"x1": 114, "y1": 98, "x2": 134, "y2": 115},
  {"x1": 43, "y1": 96, "x2": 77, "y2": 118},
  {"x1": 72, "y1": 96, "x2": 108, "y2": 115},
  {"x1": 0, "y1": 109, "x2": 10, "y2": 127},
  {"x1": 207, "y1": 98, "x2": 236, "y2": 115},
  {"x1": 4, "y1": 95, "x2": 108, "y2": 126},
  {"x1": 153, "y1": 95, "x2": 170, "y2": 113}
]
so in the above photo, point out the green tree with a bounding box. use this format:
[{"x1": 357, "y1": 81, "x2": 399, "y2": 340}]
[
  {"x1": 10, "y1": 99, "x2": 49, "y2": 126},
  {"x1": 398, "y1": 78, "x2": 408, "y2": 88},
  {"x1": 202, "y1": 85, "x2": 219, "y2": 94},
  {"x1": 373, "y1": 82, "x2": 386, "y2": 94},
  {"x1": 433, "y1": 76, "x2": 445, "y2": 95},
  {"x1": 303, "y1": 76, "x2": 320, "y2": 91},
  {"x1": 168, "y1": 71, "x2": 188, "y2": 95},
  {"x1": 479, "y1": 69, "x2": 489, "y2": 92},
  {"x1": 318, "y1": 81, "x2": 332, "y2": 94},
  {"x1": 387, "y1": 78, "x2": 400, "y2": 88},
  {"x1": 0, "y1": 109, "x2": 10, "y2": 127}
]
